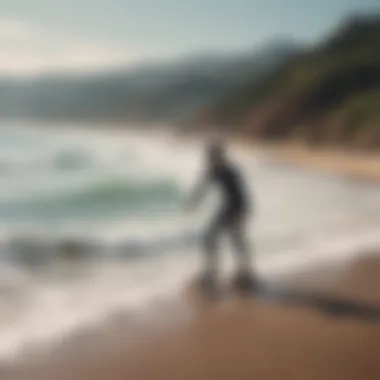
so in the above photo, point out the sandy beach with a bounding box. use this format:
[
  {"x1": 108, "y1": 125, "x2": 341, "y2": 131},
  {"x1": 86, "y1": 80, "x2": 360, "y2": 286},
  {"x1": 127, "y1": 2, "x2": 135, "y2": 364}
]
[
  {"x1": 259, "y1": 143, "x2": 380, "y2": 183},
  {"x1": 177, "y1": 131, "x2": 380, "y2": 182},
  {"x1": 3, "y1": 253, "x2": 380, "y2": 380}
]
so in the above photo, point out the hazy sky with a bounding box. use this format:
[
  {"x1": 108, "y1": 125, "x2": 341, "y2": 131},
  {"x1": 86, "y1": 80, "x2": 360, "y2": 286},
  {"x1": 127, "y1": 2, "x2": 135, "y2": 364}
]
[{"x1": 0, "y1": 0, "x2": 378, "y2": 75}]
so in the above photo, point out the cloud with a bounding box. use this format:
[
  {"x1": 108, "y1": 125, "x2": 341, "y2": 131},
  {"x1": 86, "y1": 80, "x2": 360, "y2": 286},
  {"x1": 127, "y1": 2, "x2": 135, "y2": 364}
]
[
  {"x1": 0, "y1": 18, "x2": 39, "y2": 42},
  {"x1": 0, "y1": 18, "x2": 139, "y2": 76}
]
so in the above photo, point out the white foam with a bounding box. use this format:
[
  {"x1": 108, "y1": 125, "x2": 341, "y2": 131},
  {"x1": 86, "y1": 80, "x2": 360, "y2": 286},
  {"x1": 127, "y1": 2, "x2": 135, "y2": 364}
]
[{"x1": 0, "y1": 223, "x2": 379, "y2": 363}]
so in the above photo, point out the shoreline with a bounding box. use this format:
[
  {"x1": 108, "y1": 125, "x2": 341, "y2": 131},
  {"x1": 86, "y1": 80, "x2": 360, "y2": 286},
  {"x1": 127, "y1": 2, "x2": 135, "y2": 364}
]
[
  {"x1": 3, "y1": 253, "x2": 380, "y2": 380},
  {"x1": 1, "y1": 125, "x2": 380, "y2": 379},
  {"x1": 172, "y1": 128, "x2": 380, "y2": 183},
  {"x1": 14, "y1": 122, "x2": 380, "y2": 183},
  {"x1": 257, "y1": 142, "x2": 380, "y2": 184}
]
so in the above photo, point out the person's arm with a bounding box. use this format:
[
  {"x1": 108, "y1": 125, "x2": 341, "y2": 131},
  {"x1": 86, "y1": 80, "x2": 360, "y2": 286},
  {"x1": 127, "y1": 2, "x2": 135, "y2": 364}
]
[{"x1": 184, "y1": 171, "x2": 211, "y2": 211}]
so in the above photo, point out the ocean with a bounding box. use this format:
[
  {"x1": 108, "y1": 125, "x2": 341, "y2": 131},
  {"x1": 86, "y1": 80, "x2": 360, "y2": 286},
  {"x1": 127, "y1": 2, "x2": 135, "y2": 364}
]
[{"x1": 1, "y1": 122, "x2": 380, "y2": 362}]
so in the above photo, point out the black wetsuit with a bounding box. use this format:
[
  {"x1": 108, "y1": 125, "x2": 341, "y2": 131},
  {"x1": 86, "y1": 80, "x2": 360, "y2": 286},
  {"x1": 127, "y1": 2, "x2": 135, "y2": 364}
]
[
  {"x1": 203, "y1": 162, "x2": 251, "y2": 274},
  {"x1": 210, "y1": 162, "x2": 249, "y2": 216}
]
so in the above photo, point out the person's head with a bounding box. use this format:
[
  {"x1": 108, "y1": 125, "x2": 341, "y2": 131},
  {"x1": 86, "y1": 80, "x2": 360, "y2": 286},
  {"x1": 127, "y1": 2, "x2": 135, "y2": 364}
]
[{"x1": 206, "y1": 140, "x2": 226, "y2": 168}]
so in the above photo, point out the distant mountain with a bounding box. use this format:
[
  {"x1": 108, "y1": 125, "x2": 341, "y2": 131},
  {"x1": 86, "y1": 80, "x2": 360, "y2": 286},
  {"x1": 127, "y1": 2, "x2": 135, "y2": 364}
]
[
  {"x1": 198, "y1": 14, "x2": 380, "y2": 150},
  {"x1": 0, "y1": 40, "x2": 300, "y2": 123}
]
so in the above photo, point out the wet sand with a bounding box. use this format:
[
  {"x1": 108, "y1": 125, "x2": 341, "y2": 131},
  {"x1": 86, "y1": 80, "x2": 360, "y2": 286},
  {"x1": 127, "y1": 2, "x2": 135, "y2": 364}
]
[{"x1": 3, "y1": 254, "x2": 380, "y2": 380}]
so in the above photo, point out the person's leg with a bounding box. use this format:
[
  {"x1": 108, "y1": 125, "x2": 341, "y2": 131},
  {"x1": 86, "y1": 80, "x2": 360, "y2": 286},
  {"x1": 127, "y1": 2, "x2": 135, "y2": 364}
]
[
  {"x1": 228, "y1": 213, "x2": 257, "y2": 291},
  {"x1": 228, "y1": 213, "x2": 253, "y2": 275},
  {"x1": 202, "y1": 210, "x2": 226, "y2": 278}
]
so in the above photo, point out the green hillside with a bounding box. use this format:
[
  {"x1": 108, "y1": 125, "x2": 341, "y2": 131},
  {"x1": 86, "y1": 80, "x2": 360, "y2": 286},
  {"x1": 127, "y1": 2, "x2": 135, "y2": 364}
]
[{"x1": 199, "y1": 14, "x2": 380, "y2": 149}]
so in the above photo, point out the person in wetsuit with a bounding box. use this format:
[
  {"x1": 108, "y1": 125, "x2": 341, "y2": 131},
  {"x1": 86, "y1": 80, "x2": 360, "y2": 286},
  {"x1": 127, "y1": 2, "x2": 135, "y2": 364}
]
[{"x1": 185, "y1": 141, "x2": 254, "y2": 287}]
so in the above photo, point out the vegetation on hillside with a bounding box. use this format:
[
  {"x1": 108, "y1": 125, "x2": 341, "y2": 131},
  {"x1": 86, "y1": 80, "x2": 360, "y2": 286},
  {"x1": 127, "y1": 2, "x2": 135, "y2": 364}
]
[{"x1": 200, "y1": 14, "x2": 380, "y2": 149}]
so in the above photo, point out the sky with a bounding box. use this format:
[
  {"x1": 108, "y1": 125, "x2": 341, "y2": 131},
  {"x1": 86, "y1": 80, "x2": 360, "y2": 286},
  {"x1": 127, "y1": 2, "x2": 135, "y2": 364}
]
[{"x1": 0, "y1": 0, "x2": 378, "y2": 75}]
